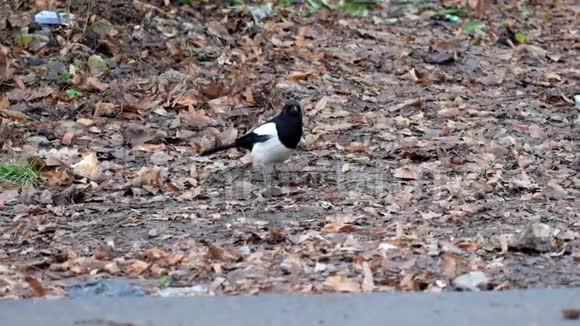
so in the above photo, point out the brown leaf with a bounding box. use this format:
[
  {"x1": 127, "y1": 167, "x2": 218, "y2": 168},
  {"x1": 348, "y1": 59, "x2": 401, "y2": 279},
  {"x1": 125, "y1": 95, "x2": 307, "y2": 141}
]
[
  {"x1": 165, "y1": 41, "x2": 186, "y2": 57},
  {"x1": 51, "y1": 184, "x2": 84, "y2": 205},
  {"x1": 441, "y1": 254, "x2": 464, "y2": 280},
  {"x1": 361, "y1": 262, "x2": 375, "y2": 292},
  {"x1": 0, "y1": 46, "x2": 9, "y2": 82},
  {"x1": 288, "y1": 71, "x2": 314, "y2": 81},
  {"x1": 133, "y1": 143, "x2": 166, "y2": 152},
  {"x1": 179, "y1": 109, "x2": 217, "y2": 128},
  {"x1": 133, "y1": 167, "x2": 163, "y2": 188},
  {"x1": 61, "y1": 130, "x2": 76, "y2": 145},
  {"x1": 0, "y1": 97, "x2": 29, "y2": 121},
  {"x1": 72, "y1": 152, "x2": 102, "y2": 180},
  {"x1": 388, "y1": 98, "x2": 422, "y2": 112},
  {"x1": 207, "y1": 244, "x2": 225, "y2": 261},
  {"x1": 394, "y1": 116, "x2": 410, "y2": 129},
  {"x1": 173, "y1": 93, "x2": 200, "y2": 108},
  {"x1": 468, "y1": 0, "x2": 491, "y2": 17},
  {"x1": 0, "y1": 96, "x2": 8, "y2": 111},
  {"x1": 242, "y1": 85, "x2": 255, "y2": 104},
  {"x1": 24, "y1": 276, "x2": 46, "y2": 297},
  {"x1": 103, "y1": 261, "x2": 120, "y2": 274},
  {"x1": 307, "y1": 96, "x2": 329, "y2": 117},
  {"x1": 122, "y1": 124, "x2": 156, "y2": 146},
  {"x1": 399, "y1": 273, "x2": 418, "y2": 291},
  {"x1": 438, "y1": 107, "x2": 460, "y2": 118},
  {"x1": 394, "y1": 166, "x2": 418, "y2": 180},
  {"x1": 145, "y1": 248, "x2": 184, "y2": 267},
  {"x1": 42, "y1": 169, "x2": 72, "y2": 186},
  {"x1": 454, "y1": 238, "x2": 477, "y2": 252},
  {"x1": 323, "y1": 275, "x2": 360, "y2": 292},
  {"x1": 201, "y1": 81, "x2": 229, "y2": 99},
  {"x1": 449, "y1": 157, "x2": 465, "y2": 165},
  {"x1": 35, "y1": 0, "x2": 58, "y2": 9},
  {"x1": 127, "y1": 260, "x2": 150, "y2": 276},
  {"x1": 79, "y1": 77, "x2": 109, "y2": 92},
  {"x1": 344, "y1": 142, "x2": 369, "y2": 153},
  {"x1": 268, "y1": 228, "x2": 286, "y2": 244},
  {"x1": 93, "y1": 247, "x2": 111, "y2": 261},
  {"x1": 338, "y1": 225, "x2": 360, "y2": 233},
  {"x1": 562, "y1": 308, "x2": 580, "y2": 320},
  {"x1": 217, "y1": 126, "x2": 238, "y2": 145}
]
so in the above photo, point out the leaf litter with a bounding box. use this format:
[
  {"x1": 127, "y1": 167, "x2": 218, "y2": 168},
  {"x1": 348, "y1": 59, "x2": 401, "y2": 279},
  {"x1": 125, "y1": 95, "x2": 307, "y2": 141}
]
[{"x1": 0, "y1": 0, "x2": 579, "y2": 298}]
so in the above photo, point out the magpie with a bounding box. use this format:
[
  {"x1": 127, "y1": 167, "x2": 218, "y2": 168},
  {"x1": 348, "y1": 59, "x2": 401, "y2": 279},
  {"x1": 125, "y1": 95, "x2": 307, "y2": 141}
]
[{"x1": 200, "y1": 100, "x2": 303, "y2": 174}]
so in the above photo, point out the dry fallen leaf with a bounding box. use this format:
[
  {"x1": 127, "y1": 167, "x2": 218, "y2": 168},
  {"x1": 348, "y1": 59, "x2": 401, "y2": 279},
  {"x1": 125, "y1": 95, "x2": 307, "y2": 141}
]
[
  {"x1": 323, "y1": 275, "x2": 360, "y2": 293},
  {"x1": 344, "y1": 142, "x2": 368, "y2": 153},
  {"x1": 206, "y1": 244, "x2": 238, "y2": 262},
  {"x1": 394, "y1": 167, "x2": 419, "y2": 180},
  {"x1": 0, "y1": 96, "x2": 29, "y2": 121},
  {"x1": 72, "y1": 152, "x2": 102, "y2": 180},
  {"x1": 133, "y1": 167, "x2": 164, "y2": 188},
  {"x1": 0, "y1": 46, "x2": 10, "y2": 82},
  {"x1": 179, "y1": 109, "x2": 218, "y2": 128},
  {"x1": 79, "y1": 77, "x2": 109, "y2": 92},
  {"x1": 288, "y1": 71, "x2": 314, "y2": 81},
  {"x1": 201, "y1": 81, "x2": 229, "y2": 99},
  {"x1": 24, "y1": 276, "x2": 46, "y2": 297},
  {"x1": 438, "y1": 107, "x2": 460, "y2": 118},
  {"x1": 543, "y1": 182, "x2": 567, "y2": 200},
  {"x1": 127, "y1": 260, "x2": 150, "y2": 276},
  {"x1": 361, "y1": 262, "x2": 374, "y2": 292},
  {"x1": 94, "y1": 102, "x2": 118, "y2": 117}
]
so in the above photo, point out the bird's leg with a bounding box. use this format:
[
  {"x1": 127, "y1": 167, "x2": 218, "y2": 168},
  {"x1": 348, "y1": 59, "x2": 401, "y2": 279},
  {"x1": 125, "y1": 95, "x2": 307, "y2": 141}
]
[
  {"x1": 273, "y1": 165, "x2": 280, "y2": 180},
  {"x1": 257, "y1": 162, "x2": 269, "y2": 185},
  {"x1": 261, "y1": 167, "x2": 272, "y2": 189}
]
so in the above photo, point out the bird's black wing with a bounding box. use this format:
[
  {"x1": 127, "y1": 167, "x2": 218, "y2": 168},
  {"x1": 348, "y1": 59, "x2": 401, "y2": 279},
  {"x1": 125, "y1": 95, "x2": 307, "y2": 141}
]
[
  {"x1": 232, "y1": 132, "x2": 271, "y2": 151},
  {"x1": 199, "y1": 132, "x2": 270, "y2": 156}
]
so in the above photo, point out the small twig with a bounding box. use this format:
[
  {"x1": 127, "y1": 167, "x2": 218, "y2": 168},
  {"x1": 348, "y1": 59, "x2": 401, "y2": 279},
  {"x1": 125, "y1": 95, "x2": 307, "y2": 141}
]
[
  {"x1": 132, "y1": 0, "x2": 176, "y2": 18},
  {"x1": 65, "y1": 0, "x2": 94, "y2": 54}
]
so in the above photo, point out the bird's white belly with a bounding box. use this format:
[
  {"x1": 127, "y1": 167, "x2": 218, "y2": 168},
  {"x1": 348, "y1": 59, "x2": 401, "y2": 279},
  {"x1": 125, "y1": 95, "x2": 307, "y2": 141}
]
[{"x1": 251, "y1": 137, "x2": 293, "y2": 167}]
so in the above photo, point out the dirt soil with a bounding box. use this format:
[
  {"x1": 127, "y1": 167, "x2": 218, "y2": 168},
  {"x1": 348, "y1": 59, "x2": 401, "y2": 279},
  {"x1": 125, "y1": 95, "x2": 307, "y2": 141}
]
[{"x1": 0, "y1": 0, "x2": 579, "y2": 298}]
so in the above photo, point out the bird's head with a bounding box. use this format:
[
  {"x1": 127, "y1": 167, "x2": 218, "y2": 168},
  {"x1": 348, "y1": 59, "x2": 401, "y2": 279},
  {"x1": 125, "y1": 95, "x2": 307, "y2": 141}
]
[{"x1": 282, "y1": 100, "x2": 302, "y2": 118}]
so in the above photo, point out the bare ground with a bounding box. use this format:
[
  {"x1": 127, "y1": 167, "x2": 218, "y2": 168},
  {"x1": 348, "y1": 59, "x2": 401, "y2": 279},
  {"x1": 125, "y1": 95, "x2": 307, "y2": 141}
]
[{"x1": 0, "y1": 0, "x2": 579, "y2": 298}]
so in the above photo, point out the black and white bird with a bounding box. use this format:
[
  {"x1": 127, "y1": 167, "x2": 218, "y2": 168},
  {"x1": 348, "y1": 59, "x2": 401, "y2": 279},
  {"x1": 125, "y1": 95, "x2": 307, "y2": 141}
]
[{"x1": 200, "y1": 100, "x2": 303, "y2": 174}]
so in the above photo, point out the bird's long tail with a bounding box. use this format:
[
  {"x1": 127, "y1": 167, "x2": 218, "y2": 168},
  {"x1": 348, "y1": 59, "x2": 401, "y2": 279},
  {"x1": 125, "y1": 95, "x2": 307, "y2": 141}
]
[{"x1": 199, "y1": 143, "x2": 237, "y2": 156}]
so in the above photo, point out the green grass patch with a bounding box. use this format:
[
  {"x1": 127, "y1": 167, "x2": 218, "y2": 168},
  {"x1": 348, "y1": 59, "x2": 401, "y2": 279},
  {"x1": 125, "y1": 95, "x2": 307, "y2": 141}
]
[
  {"x1": 463, "y1": 20, "x2": 485, "y2": 33},
  {"x1": 65, "y1": 89, "x2": 83, "y2": 97},
  {"x1": 0, "y1": 159, "x2": 43, "y2": 186},
  {"x1": 514, "y1": 32, "x2": 527, "y2": 44}
]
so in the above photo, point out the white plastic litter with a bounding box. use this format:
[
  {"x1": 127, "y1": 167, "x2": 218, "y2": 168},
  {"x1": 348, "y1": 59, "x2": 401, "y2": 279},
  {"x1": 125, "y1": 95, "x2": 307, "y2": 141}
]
[{"x1": 34, "y1": 10, "x2": 75, "y2": 26}]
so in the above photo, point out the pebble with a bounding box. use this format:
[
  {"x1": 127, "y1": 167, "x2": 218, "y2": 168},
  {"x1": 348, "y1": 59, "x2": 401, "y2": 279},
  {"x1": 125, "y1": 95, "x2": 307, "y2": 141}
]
[
  {"x1": 453, "y1": 271, "x2": 489, "y2": 291},
  {"x1": 150, "y1": 151, "x2": 172, "y2": 166},
  {"x1": 157, "y1": 284, "x2": 209, "y2": 297},
  {"x1": 67, "y1": 279, "x2": 144, "y2": 298},
  {"x1": 378, "y1": 242, "x2": 399, "y2": 252},
  {"x1": 147, "y1": 228, "x2": 158, "y2": 238},
  {"x1": 27, "y1": 135, "x2": 50, "y2": 145},
  {"x1": 511, "y1": 223, "x2": 554, "y2": 252}
]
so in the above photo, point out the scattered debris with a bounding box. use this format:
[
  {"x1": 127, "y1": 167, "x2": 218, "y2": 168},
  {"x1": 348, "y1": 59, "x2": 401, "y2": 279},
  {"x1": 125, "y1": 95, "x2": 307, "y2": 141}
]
[
  {"x1": 34, "y1": 11, "x2": 75, "y2": 26},
  {"x1": 157, "y1": 285, "x2": 209, "y2": 297},
  {"x1": 67, "y1": 279, "x2": 145, "y2": 298},
  {"x1": 562, "y1": 308, "x2": 580, "y2": 320}
]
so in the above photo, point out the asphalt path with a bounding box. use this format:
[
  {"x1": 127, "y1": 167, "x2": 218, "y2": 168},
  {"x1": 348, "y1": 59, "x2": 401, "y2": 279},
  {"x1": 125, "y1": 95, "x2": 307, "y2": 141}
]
[{"x1": 1, "y1": 288, "x2": 579, "y2": 326}]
